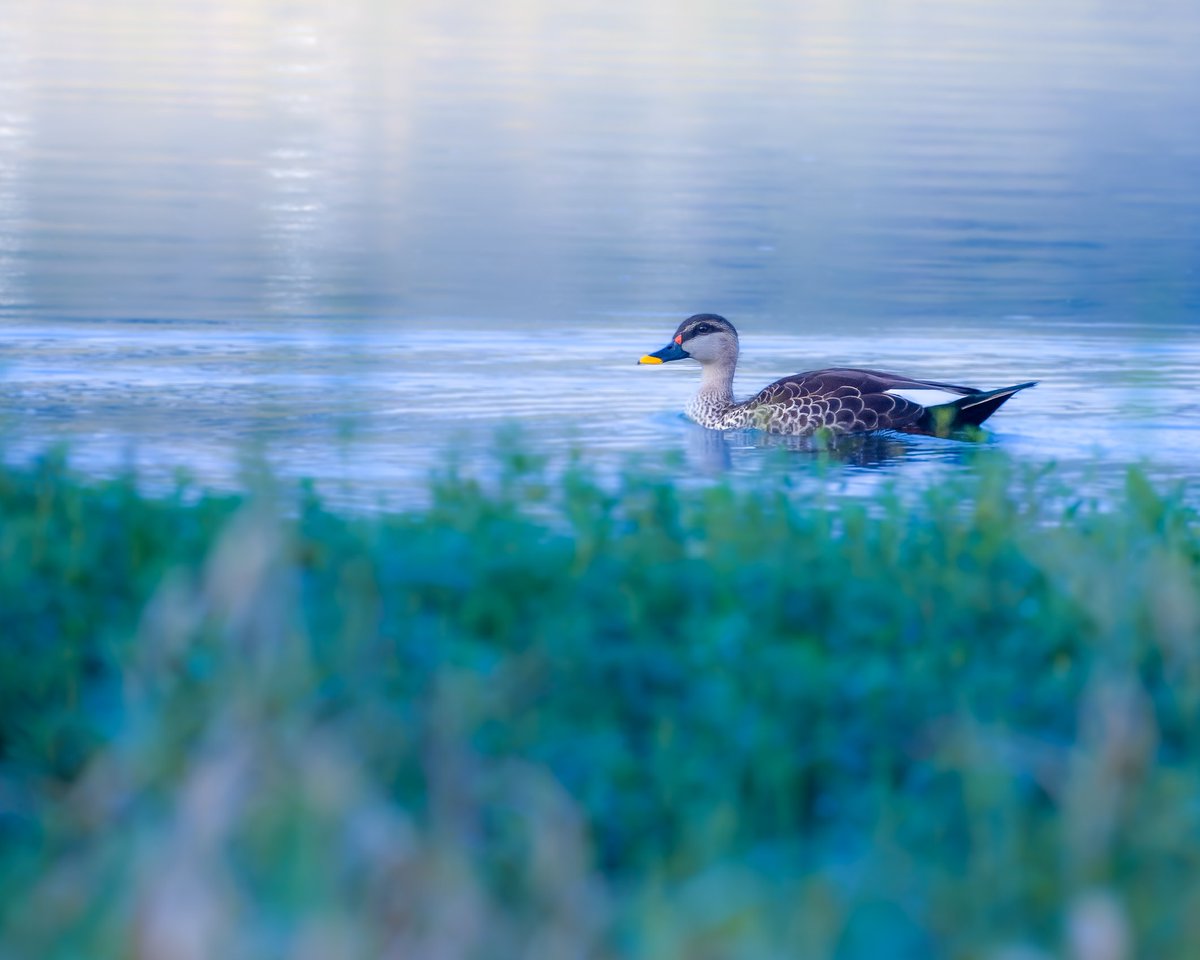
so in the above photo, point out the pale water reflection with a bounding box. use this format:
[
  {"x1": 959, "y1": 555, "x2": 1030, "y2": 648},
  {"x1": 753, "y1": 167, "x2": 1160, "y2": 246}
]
[{"x1": 0, "y1": 0, "x2": 1198, "y2": 503}]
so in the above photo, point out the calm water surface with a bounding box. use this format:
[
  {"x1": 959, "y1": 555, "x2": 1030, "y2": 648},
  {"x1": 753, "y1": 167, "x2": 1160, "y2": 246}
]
[{"x1": 1, "y1": 0, "x2": 1198, "y2": 505}]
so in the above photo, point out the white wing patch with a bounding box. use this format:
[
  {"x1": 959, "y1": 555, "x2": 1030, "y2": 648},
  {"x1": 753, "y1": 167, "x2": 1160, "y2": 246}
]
[{"x1": 884, "y1": 387, "x2": 965, "y2": 408}]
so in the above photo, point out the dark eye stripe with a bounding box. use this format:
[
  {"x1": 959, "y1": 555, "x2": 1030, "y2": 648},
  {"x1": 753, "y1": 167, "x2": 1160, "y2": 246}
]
[{"x1": 682, "y1": 323, "x2": 716, "y2": 340}]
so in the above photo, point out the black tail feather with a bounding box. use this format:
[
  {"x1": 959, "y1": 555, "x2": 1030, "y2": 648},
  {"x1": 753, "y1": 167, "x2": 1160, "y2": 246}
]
[{"x1": 923, "y1": 381, "x2": 1038, "y2": 433}]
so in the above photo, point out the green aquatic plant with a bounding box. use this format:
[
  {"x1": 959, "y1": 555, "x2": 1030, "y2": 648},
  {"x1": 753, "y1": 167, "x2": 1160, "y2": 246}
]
[{"x1": 0, "y1": 449, "x2": 1199, "y2": 958}]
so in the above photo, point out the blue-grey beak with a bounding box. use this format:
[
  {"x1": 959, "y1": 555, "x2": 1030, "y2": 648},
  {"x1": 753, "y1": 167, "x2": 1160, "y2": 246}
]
[{"x1": 638, "y1": 339, "x2": 688, "y2": 364}]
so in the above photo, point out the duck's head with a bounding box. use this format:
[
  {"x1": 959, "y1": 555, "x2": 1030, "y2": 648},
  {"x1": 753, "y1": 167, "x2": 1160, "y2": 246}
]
[{"x1": 638, "y1": 314, "x2": 739, "y2": 366}]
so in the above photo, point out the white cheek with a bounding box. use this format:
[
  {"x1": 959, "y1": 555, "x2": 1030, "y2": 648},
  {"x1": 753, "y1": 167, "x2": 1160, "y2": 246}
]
[
  {"x1": 884, "y1": 387, "x2": 966, "y2": 407},
  {"x1": 686, "y1": 333, "x2": 718, "y2": 359}
]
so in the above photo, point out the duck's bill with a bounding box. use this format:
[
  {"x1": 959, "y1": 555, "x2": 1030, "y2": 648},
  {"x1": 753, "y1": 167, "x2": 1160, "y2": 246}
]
[{"x1": 638, "y1": 341, "x2": 687, "y2": 364}]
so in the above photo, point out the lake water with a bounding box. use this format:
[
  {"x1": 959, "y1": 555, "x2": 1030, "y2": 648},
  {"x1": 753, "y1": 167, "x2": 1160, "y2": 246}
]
[{"x1": 1, "y1": 0, "x2": 1199, "y2": 506}]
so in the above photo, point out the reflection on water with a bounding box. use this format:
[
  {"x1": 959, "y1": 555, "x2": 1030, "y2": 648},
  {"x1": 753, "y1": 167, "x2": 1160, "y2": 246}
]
[
  {"x1": 684, "y1": 422, "x2": 976, "y2": 476},
  {"x1": 0, "y1": 0, "x2": 1199, "y2": 502},
  {"x1": 0, "y1": 13, "x2": 31, "y2": 315}
]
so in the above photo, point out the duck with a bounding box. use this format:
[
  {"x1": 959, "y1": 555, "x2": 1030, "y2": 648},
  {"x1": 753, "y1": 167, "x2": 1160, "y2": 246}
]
[{"x1": 638, "y1": 313, "x2": 1036, "y2": 436}]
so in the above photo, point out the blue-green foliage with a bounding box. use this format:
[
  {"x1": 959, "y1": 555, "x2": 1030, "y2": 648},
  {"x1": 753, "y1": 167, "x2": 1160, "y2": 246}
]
[{"x1": 1, "y1": 450, "x2": 1199, "y2": 957}]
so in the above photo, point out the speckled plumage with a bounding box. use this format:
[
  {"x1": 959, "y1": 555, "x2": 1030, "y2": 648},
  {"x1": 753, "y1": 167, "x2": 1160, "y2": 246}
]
[{"x1": 641, "y1": 314, "x2": 1035, "y2": 437}]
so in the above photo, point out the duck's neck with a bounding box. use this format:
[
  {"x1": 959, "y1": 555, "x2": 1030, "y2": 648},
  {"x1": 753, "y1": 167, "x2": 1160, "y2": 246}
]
[
  {"x1": 686, "y1": 360, "x2": 736, "y2": 425},
  {"x1": 699, "y1": 360, "x2": 735, "y2": 404}
]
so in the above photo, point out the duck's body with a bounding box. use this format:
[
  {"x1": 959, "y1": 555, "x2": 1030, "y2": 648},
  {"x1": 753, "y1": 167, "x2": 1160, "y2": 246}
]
[{"x1": 640, "y1": 314, "x2": 1035, "y2": 437}]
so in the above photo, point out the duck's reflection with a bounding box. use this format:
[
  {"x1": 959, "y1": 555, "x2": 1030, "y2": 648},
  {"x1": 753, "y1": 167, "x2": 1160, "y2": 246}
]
[{"x1": 684, "y1": 420, "x2": 984, "y2": 474}]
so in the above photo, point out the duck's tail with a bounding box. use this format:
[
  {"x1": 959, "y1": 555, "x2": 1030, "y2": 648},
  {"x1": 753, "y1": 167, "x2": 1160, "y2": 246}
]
[{"x1": 923, "y1": 381, "x2": 1038, "y2": 434}]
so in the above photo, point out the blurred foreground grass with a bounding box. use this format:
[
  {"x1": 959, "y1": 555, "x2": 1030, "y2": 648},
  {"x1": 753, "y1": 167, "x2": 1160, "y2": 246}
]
[{"x1": 1, "y1": 450, "x2": 1199, "y2": 959}]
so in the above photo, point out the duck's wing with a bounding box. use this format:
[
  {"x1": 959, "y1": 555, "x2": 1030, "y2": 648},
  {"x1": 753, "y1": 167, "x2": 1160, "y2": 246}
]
[
  {"x1": 806, "y1": 368, "x2": 982, "y2": 397},
  {"x1": 742, "y1": 368, "x2": 982, "y2": 434}
]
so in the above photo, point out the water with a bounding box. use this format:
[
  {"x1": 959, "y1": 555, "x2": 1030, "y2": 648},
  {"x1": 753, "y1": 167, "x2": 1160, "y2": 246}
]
[{"x1": 1, "y1": 0, "x2": 1199, "y2": 505}]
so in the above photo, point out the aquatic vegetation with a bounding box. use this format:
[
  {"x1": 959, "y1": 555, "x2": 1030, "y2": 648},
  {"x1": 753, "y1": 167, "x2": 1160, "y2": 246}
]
[{"x1": 1, "y1": 450, "x2": 1199, "y2": 958}]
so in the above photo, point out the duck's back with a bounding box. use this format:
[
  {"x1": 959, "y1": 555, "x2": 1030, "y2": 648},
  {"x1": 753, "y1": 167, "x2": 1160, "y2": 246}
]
[{"x1": 726, "y1": 367, "x2": 982, "y2": 435}]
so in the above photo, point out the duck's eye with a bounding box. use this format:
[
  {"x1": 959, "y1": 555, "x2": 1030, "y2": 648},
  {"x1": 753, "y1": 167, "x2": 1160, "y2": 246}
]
[{"x1": 695, "y1": 323, "x2": 711, "y2": 334}]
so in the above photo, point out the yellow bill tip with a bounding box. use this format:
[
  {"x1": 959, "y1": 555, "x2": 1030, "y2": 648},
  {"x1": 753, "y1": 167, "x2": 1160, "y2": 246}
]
[{"x1": 639, "y1": 355, "x2": 664, "y2": 364}]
